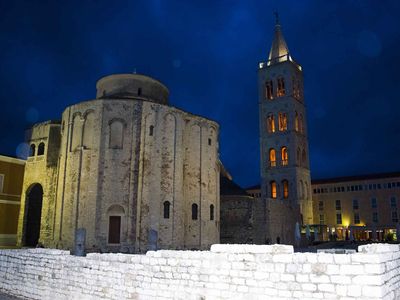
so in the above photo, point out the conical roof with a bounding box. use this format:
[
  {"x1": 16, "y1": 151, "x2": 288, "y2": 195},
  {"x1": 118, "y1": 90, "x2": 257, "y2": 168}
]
[{"x1": 267, "y1": 17, "x2": 292, "y2": 65}]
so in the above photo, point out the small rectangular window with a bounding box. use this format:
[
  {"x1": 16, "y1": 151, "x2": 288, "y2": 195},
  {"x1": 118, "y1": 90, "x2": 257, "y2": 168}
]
[
  {"x1": 335, "y1": 200, "x2": 341, "y2": 211},
  {"x1": 318, "y1": 201, "x2": 324, "y2": 211},
  {"x1": 108, "y1": 216, "x2": 121, "y2": 244},
  {"x1": 353, "y1": 199, "x2": 359, "y2": 210},
  {"x1": 336, "y1": 213, "x2": 342, "y2": 225},
  {"x1": 372, "y1": 212, "x2": 378, "y2": 223},
  {"x1": 390, "y1": 197, "x2": 397, "y2": 208},
  {"x1": 319, "y1": 214, "x2": 324, "y2": 225},
  {"x1": 313, "y1": 189, "x2": 317, "y2": 194},
  {"x1": 208, "y1": 138, "x2": 212, "y2": 146},
  {"x1": 392, "y1": 211, "x2": 398, "y2": 223},
  {"x1": 354, "y1": 213, "x2": 360, "y2": 224},
  {"x1": 371, "y1": 198, "x2": 377, "y2": 209}
]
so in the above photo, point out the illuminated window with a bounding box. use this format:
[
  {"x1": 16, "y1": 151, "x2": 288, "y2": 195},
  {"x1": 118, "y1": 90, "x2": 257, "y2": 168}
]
[
  {"x1": 192, "y1": 203, "x2": 198, "y2": 220},
  {"x1": 295, "y1": 112, "x2": 299, "y2": 132},
  {"x1": 29, "y1": 144, "x2": 36, "y2": 157},
  {"x1": 299, "y1": 114, "x2": 304, "y2": 133},
  {"x1": 319, "y1": 214, "x2": 324, "y2": 225},
  {"x1": 371, "y1": 198, "x2": 377, "y2": 208},
  {"x1": 278, "y1": 112, "x2": 287, "y2": 131},
  {"x1": 372, "y1": 212, "x2": 378, "y2": 223},
  {"x1": 293, "y1": 77, "x2": 301, "y2": 99},
  {"x1": 265, "y1": 80, "x2": 273, "y2": 100},
  {"x1": 277, "y1": 77, "x2": 285, "y2": 97},
  {"x1": 353, "y1": 199, "x2": 359, "y2": 210},
  {"x1": 318, "y1": 201, "x2": 324, "y2": 211},
  {"x1": 267, "y1": 114, "x2": 276, "y2": 133},
  {"x1": 269, "y1": 148, "x2": 276, "y2": 167},
  {"x1": 0, "y1": 174, "x2": 4, "y2": 193},
  {"x1": 336, "y1": 213, "x2": 342, "y2": 225},
  {"x1": 281, "y1": 146, "x2": 288, "y2": 166},
  {"x1": 270, "y1": 181, "x2": 277, "y2": 199},
  {"x1": 392, "y1": 211, "x2": 398, "y2": 223},
  {"x1": 335, "y1": 200, "x2": 341, "y2": 210},
  {"x1": 282, "y1": 180, "x2": 289, "y2": 198},
  {"x1": 390, "y1": 197, "x2": 397, "y2": 208},
  {"x1": 354, "y1": 213, "x2": 360, "y2": 224},
  {"x1": 210, "y1": 204, "x2": 214, "y2": 220},
  {"x1": 163, "y1": 201, "x2": 170, "y2": 219}
]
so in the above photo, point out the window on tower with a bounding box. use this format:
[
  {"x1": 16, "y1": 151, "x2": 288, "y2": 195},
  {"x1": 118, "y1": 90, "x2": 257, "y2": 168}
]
[
  {"x1": 281, "y1": 146, "x2": 288, "y2": 166},
  {"x1": 278, "y1": 112, "x2": 287, "y2": 131},
  {"x1": 270, "y1": 181, "x2": 277, "y2": 199},
  {"x1": 282, "y1": 180, "x2": 289, "y2": 198},
  {"x1": 293, "y1": 77, "x2": 301, "y2": 100},
  {"x1": 265, "y1": 80, "x2": 273, "y2": 100},
  {"x1": 277, "y1": 77, "x2": 285, "y2": 97},
  {"x1": 269, "y1": 148, "x2": 276, "y2": 167},
  {"x1": 295, "y1": 112, "x2": 299, "y2": 132},
  {"x1": 267, "y1": 114, "x2": 276, "y2": 133}
]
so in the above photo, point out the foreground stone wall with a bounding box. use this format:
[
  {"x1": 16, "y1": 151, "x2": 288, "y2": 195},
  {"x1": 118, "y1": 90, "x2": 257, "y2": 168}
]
[{"x1": 0, "y1": 244, "x2": 399, "y2": 300}]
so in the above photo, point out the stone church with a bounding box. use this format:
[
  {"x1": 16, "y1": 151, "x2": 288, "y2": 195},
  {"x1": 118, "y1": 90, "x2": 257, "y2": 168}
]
[{"x1": 17, "y1": 73, "x2": 220, "y2": 253}]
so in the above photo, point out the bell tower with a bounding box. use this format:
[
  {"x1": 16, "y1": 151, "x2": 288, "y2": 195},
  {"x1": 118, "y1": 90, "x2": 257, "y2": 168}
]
[{"x1": 257, "y1": 15, "x2": 313, "y2": 245}]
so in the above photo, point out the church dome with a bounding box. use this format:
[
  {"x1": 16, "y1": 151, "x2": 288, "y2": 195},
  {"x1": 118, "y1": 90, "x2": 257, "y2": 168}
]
[{"x1": 96, "y1": 73, "x2": 169, "y2": 105}]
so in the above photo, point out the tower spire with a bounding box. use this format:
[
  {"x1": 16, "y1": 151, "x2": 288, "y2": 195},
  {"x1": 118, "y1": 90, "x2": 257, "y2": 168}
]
[{"x1": 268, "y1": 13, "x2": 291, "y2": 64}]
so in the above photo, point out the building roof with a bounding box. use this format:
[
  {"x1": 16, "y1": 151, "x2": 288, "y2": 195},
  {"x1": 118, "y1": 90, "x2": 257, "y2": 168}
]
[
  {"x1": 267, "y1": 17, "x2": 291, "y2": 64},
  {"x1": 311, "y1": 172, "x2": 400, "y2": 185},
  {"x1": 220, "y1": 175, "x2": 249, "y2": 196},
  {"x1": 0, "y1": 154, "x2": 26, "y2": 165}
]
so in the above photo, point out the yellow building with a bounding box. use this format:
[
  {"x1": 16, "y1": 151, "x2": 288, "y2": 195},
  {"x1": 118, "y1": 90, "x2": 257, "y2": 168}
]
[
  {"x1": 0, "y1": 155, "x2": 25, "y2": 247},
  {"x1": 312, "y1": 172, "x2": 400, "y2": 241}
]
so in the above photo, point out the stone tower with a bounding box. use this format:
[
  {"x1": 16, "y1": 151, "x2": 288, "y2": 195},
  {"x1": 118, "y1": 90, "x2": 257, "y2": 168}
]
[{"x1": 256, "y1": 17, "x2": 313, "y2": 245}]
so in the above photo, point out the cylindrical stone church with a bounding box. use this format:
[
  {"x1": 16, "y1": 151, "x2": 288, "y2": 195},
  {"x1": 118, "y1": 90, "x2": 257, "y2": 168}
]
[{"x1": 17, "y1": 73, "x2": 220, "y2": 253}]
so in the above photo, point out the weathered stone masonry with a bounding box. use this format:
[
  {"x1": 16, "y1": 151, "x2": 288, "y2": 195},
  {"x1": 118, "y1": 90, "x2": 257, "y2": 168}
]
[{"x1": 0, "y1": 244, "x2": 399, "y2": 299}]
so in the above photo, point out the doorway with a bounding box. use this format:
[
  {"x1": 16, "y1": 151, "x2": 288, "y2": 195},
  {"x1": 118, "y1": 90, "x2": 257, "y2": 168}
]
[{"x1": 24, "y1": 184, "x2": 43, "y2": 247}]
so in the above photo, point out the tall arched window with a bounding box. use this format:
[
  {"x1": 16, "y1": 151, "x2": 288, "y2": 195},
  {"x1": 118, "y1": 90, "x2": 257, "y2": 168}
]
[
  {"x1": 281, "y1": 147, "x2": 288, "y2": 166},
  {"x1": 267, "y1": 114, "x2": 275, "y2": 133},
  {"x1": 83, "y1": 111, "x2": 95, "y2": 149},
  {"x1": 293, "y1": 77, "x2": 301, "y2": 99},
  {"x1": 265, "y1": 80, "x2": 273, "y2": 100},
  {"x1": 282, "y1": 180, "x2": 289, "y2": 199},
  {"x1": 29, "y1": 144, "x2": 36, "y2": 157},
  {"x1": 269, "y1": 148, "x2": 276, "y2": 167},
  {"x1": 295, "y1": 112, "x2": 299, "y2": 132},
  {"x1": 109, "y1": 120, "x2": 125, "y2": 149},
  {"x1": 302, "y1": 149, "x2": 307, "y2": 166},
  {"x1": 192, "y1": 203, "x2": 198, "y2": 220},
  {"x1": 37, "y1": 142, "x2": 45, "y2": 156},
  {"x1": 210, "y1": 204, "x2": 214, "y2": 221},
  {"x1": 270, "y1": 181, "x2": 277, "y2": 199},
  {"x1": 277, "y1": 77, "x2": 285, "y2": 97},
  {"x1": 278, "y1": 112, "x2": 287, "y2": 131},
  {"x1": 299, "y1": 114, "x2": 304, "y2": 133},
  {"x1": 163, "y1": 201, "x2": 170, "y2": 219}
]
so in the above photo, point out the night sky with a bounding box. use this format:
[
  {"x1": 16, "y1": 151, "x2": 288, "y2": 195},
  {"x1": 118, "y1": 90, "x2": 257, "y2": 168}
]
[{"x1": 1, "y1": 1, "x2": 399, "y2": 188}]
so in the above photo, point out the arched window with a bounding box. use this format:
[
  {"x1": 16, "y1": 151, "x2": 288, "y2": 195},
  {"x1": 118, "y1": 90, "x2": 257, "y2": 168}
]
[
  {"x1": 267, "y1": 114, "x2": 275, "y2": 133},
  {"x1": 192, "y1": 203, "x2": 198, "y2": 220},
  {"x1": 295, "y1": 112, "x2": 299, "y2": 132},
  {"x1": 109, "y1": 120, "x2": 124, "y2": 149},
  {"x1": 149, "y1": 125, "x2": 154, "y2": 136},
  {"x1": 269, "y1": 148, "x2": 276, "y2": 167},
  {"x1": 163, "y1": 201, "x2": 170, "y2": 219},
  {"x1": 29, "y1": 144, "x2": 36, "y2": 157},
  {"x1": 277, "y1": 77, "x2": 285, "y2": 97},
  {"x1": 302, "y1": 149, "x2": 307, "y2": 166},
  {"x1": 297, "y1": 147, "x2": 301, "y2": 164},
  {"x1": 281, "y1": 147, "x2": 288, "y2": 166},
  {"x1": 270, "y1": 181, "x2": 277, "y2": 199},
  {"x1": 37, "y1": 143, "x2": 45, "y2": 156},
  {"x1": 299, "y1": 114, "x2": 304, "y2": 133},
  {"x1": 293, "y1": 77, "x2": 301, "y2": 99},
  {"x1": 265, "y1": 80, "x2": 273, "y2": 100},
  {"x1": 278, "y1": 112, "x2": 287, "y2": 131},
  {"x1": 82, "y1": 111, "x2": 95, "y2": 149},
  {"x1": 210, "y1": 204, "x2": 214, "y2": 221},
  {"x1": 282, "y1": 180, "x2": 289, "y2": 199}
]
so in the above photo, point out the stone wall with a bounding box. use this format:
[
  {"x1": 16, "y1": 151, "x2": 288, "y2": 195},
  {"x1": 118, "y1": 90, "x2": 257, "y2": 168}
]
[{"x1": 1, "y1": 244, "x2": 399, "y2": 299}]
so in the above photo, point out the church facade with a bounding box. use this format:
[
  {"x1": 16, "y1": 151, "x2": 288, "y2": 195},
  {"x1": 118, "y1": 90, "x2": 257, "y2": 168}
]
[{"x1": 17, "y1": 74, "x2": 220, "y2": 253}]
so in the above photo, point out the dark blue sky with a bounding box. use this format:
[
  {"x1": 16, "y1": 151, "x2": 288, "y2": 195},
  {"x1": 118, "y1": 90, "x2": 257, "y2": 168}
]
[{"x1": 1, "y1": 0, "x2": 399, "y2": 187}]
